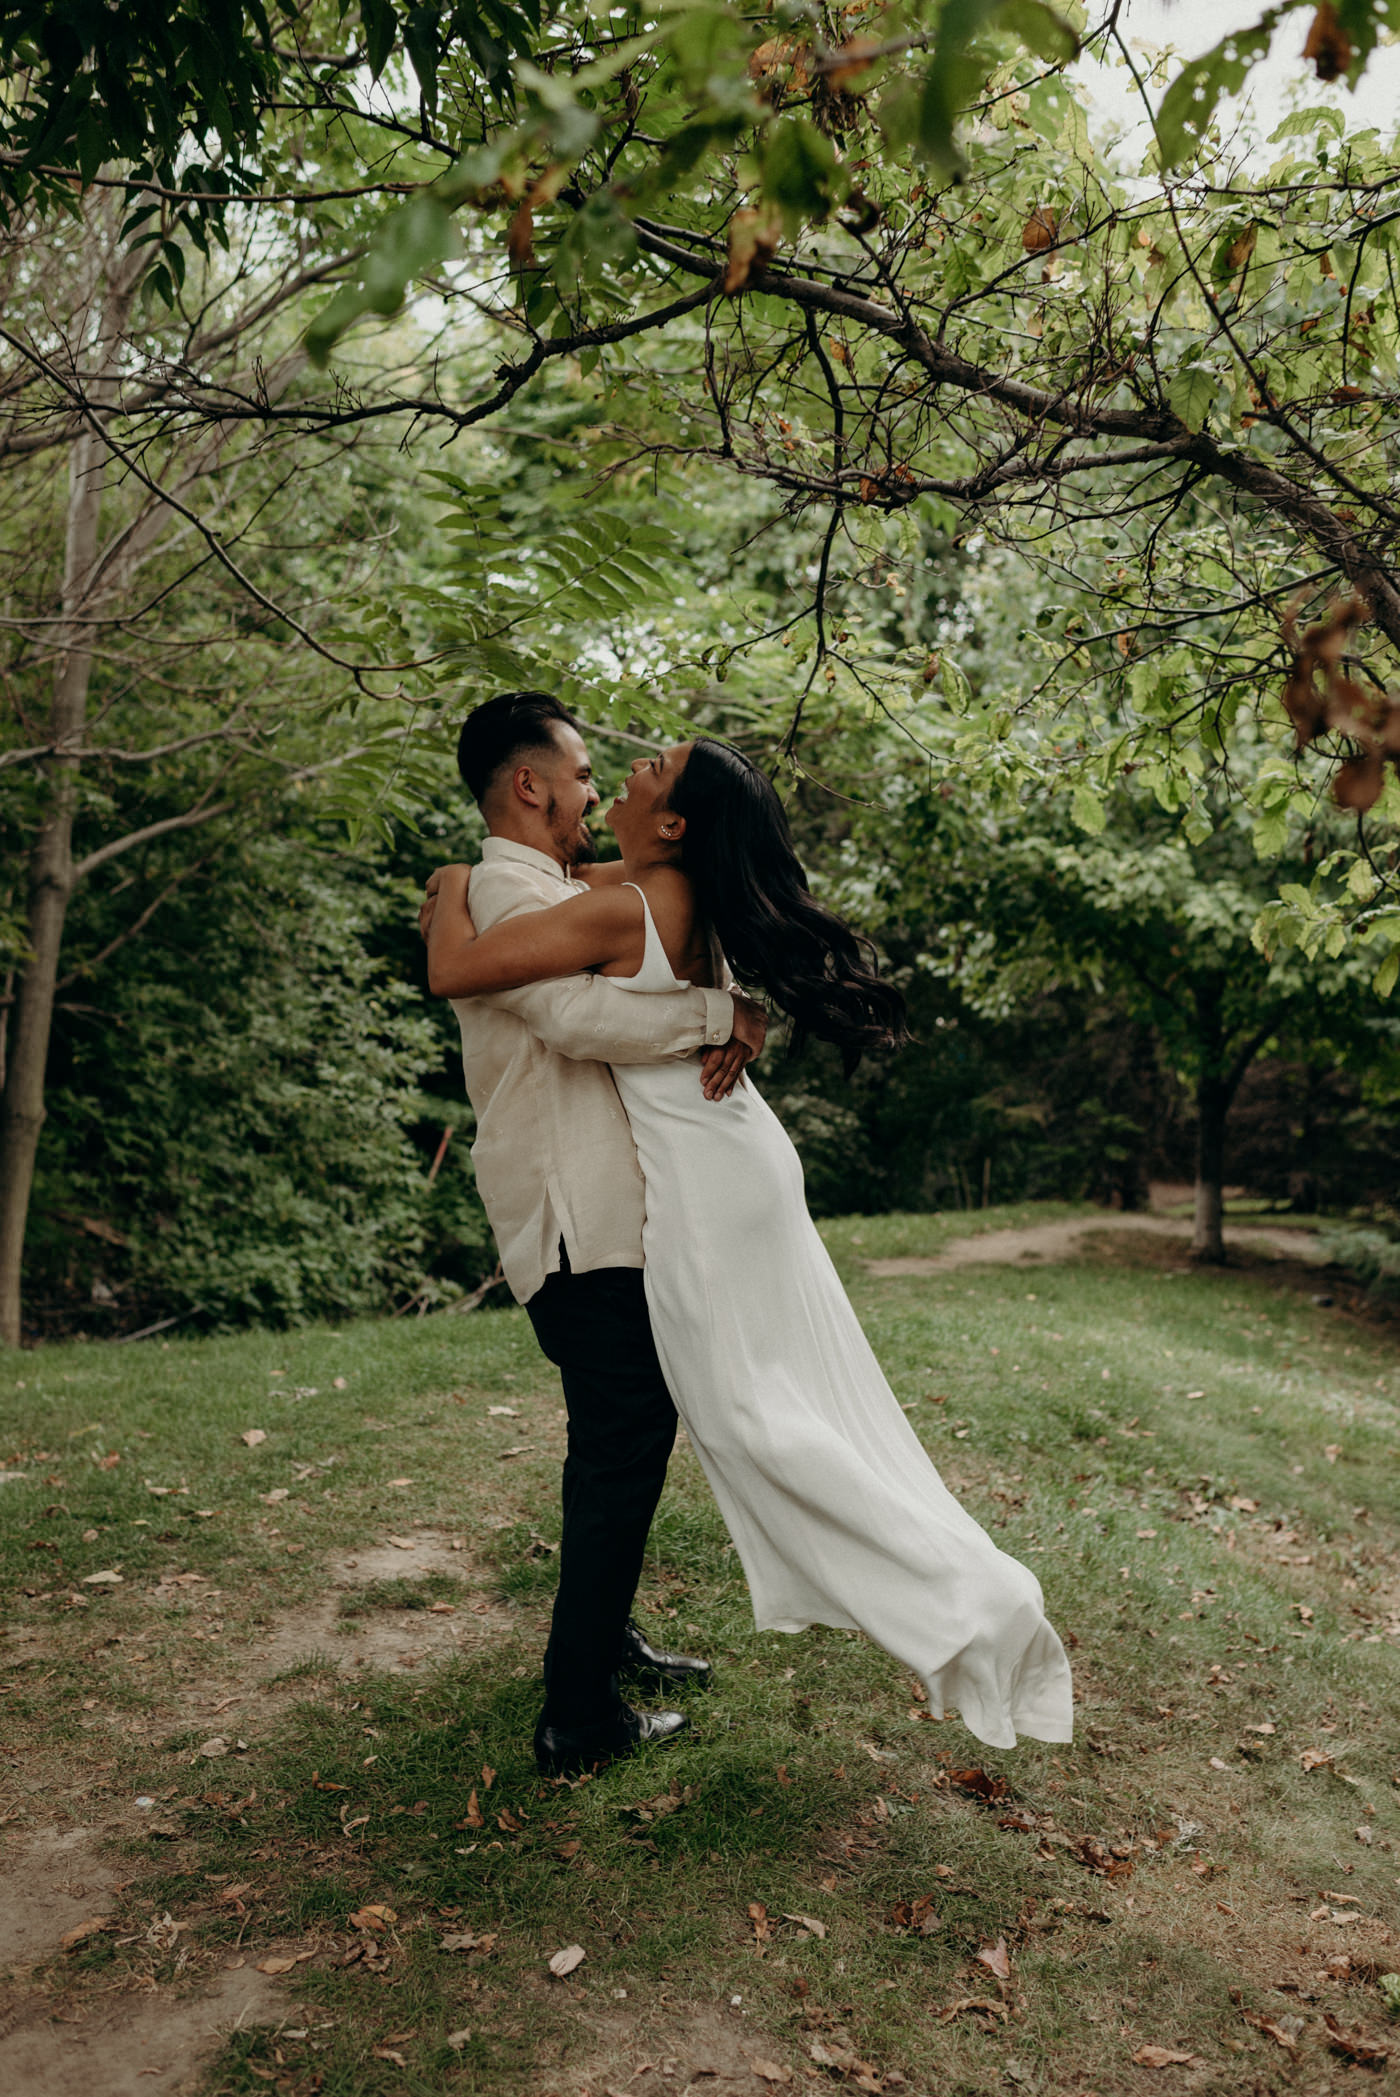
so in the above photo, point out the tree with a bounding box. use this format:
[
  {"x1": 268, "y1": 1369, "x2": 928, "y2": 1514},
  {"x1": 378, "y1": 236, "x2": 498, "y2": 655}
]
[
  {"x1": 7, "y1": 0, "x2": 1400, "y2": 1326},
  {"x1": 852, "y1": 737, "x2": 1386, "y2": 1259},
  {"x1": 0, "y1": 183, "x2": 451, "y2": 1343}
]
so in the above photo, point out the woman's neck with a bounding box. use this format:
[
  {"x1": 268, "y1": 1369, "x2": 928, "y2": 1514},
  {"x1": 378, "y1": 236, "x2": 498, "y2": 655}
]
[{"x1": 620, "y1": 844, "x2": 682, "y2": 880}]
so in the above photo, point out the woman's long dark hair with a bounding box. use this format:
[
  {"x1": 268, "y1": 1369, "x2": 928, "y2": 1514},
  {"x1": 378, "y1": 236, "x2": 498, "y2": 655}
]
[{"x1": 667, "y1": 738, "x2": 909, "y2": 1072}]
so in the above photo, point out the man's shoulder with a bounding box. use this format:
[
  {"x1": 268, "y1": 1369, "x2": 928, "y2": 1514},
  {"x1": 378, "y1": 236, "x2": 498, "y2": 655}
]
[{"x1": 471, "y1": 857, "x2": 560, "y2": 929}]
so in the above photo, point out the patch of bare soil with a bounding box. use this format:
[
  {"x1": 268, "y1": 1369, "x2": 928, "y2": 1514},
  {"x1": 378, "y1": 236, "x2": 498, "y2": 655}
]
[
  {"x1": 543, "y1": 1995, "x2": 809, "y2": 2097},
  {"x1": 0, "y1": 1826, "x2": 126, "y2": 1972},
  {"x1": 0, "y1": 1529, "x2": 529, "y2": 2094},
  {"x1": 862, "y1": 1215, "x2": 1325, "y2": 1278},
  {"x1": 164, "y1": 1528, "x2": 522, "y2": 1730},
  {"x1": 0, "y1": 1964, "x2": 289, "y2": 2097}
]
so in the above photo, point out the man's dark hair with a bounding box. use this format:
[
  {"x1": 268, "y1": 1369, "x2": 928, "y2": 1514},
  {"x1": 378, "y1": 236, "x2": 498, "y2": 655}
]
[{"x1": 456, "y1": 690, "x2": 579, "y2": 806}]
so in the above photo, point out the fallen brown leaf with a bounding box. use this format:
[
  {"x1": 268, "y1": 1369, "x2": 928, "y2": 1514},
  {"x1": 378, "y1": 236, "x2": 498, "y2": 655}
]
[
  {"x1": 752, "y1": 2063, "x2": 792, "y2": 2086},
  {"x1": 240, "y1": 1429, "x2": 267, "y2": 1447},
  {"x1": 1243, "y1": 2010, "x2": 1301, "y2": 2051},
  {"x1": 348, "y1": 1903, "x2": 396, "y2": 1933},
  {"x1": 782, "y1": 1912, "x2": 828, "y2": 1939},
  {"x1": 1323, "y1": 2013, "x2": 1389, "y2": 2067},
  {"x1": 59, "y1": 1916, "x2": 112, "y2": 1951},
  {"x1": 459, "y1": 1788, "x2": 485, "y2": 1830},
  {"x1": 888, "y1": 1893, "x2": 941, "y2": 1936},
  {"x1": 936, "y1": 1998, "x2": 1009, "y2": 2025},
  {"x1": 1131, "y1": 2045, "x2": 1198, "y2": 2068},
  {"x1": 947, "y1": 1765, "x2": 1008, "y2": 1802},
  {"x1": 548, "y1": 1943, "x2": 586, "y2": 1977},
  {"x1": 976, "y1": 1936, "x2": 1012, "y2": 1980},
  {"x1": 372, "y1": 2047, "x2": 408, "y2": 2068}
]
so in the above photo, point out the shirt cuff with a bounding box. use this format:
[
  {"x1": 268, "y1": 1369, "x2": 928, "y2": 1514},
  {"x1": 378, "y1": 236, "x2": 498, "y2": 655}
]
[{"x1": 700, "y1": 987, "x2": 735, "y2": 1045}]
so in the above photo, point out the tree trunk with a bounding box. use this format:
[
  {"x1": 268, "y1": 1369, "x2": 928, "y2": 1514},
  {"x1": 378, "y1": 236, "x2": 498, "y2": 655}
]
[
  {"x1": 1192, "y1": 1071, "x2": 1230, "y2": 1264},
  {"x1": 0, "y1": 420, "x2": 107, "y2": 1344},
  {"x1": 1190, "y1": 976, "x2": 1229, "y2": 1264}
]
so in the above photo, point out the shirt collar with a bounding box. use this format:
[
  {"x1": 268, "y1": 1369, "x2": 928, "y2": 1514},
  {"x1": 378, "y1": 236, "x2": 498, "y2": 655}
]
[{"x1": 481, "y1": 836, "x2": 576, "y2": 884}]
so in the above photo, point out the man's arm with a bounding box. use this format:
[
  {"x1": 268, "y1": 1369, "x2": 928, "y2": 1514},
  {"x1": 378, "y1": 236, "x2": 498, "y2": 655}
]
[{"x1": 444, "y1": 863, "x2": 765, "y2": 1092}]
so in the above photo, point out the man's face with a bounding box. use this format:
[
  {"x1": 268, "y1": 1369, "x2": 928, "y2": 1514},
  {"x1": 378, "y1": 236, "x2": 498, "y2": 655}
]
[{"x1": 538, "y1": 723, "x2": 601, "y2": 868}]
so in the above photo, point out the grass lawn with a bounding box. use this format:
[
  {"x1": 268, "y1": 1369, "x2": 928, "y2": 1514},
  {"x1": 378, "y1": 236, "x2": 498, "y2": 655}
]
[{"x1": 2, "y1": 1205, "x2": 1399, "y2": 2096}]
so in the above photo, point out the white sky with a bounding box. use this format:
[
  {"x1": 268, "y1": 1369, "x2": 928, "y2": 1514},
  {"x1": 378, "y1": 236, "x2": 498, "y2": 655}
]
[{"x1": 1075, "y1": 0, "x2": 1400, "y2": 159}]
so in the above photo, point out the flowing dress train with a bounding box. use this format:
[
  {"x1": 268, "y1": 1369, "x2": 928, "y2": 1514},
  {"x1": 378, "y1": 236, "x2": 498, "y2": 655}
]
[{"x1": 608, "y1": 887, "x2": 1074, "y2": 1750}]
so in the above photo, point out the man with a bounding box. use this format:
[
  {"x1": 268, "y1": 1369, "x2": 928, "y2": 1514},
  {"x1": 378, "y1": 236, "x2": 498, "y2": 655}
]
[{"x1": 421, "y1": 691, "x2": 766, "y2": 1777}]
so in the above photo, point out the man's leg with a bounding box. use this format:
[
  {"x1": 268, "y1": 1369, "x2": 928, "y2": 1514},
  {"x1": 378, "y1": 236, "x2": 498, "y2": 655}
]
[{"x1": 524, "y1": 1258, "x2": 677, "y2": 1726}]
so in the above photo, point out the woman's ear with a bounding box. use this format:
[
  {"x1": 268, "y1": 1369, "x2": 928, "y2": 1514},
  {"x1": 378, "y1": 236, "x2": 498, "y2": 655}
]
[{"x1": 658, "y1": 813, "x2": 687, "y2": 844}]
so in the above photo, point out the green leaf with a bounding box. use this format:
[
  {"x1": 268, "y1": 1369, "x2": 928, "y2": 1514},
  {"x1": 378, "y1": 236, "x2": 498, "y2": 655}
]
[
  {"x1": 1071, "y1": 781, "x2": 1106, "y2": 834},
  {"x1": 1167, "y1": 367, "x2": 1217, "y2": 432},
  {"x1": 1155, "y1": 11, "x2": 1281, "y2": 170},
  {"x1": 1374, "y1": 946, "x2": 1399, "y2": 998},
  {"x1": 360, "y1": 0, "x2": 397, "y2": 79},
  {"x1": 915, "y1": 0, "x2": 1002, "y2": 174},
  {"x1": 757, "y1": 118, "x2": 841, "y2": 229},
  {"x1": 995, "y1": 0, "x2": 1079, "y2": 62},
  {"x1": 305, "y1": 190, "x2": 456, "y2": 362}
]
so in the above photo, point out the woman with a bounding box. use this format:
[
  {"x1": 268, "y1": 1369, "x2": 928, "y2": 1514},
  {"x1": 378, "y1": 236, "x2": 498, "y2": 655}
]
[{"x1": 427, "y1": 738, "x2": 1073, "y2": 1749}]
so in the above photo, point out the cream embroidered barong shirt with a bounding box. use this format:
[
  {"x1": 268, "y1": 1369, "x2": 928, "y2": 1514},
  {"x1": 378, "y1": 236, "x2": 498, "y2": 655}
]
[{"x1": 450, "y1": 837, "x2": 736, "y2": 1305}]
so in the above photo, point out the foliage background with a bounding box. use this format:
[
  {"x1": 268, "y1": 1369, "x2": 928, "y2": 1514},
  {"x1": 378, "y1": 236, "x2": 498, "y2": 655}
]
[{"x1": 8, "y1": 0, "x2": 1400, "y2": 1330}]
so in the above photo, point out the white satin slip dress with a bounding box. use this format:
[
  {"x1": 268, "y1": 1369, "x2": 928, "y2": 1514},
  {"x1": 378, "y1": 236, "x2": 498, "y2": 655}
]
[{"x1": 607, "y1": 884, "x2": 1074, "y2": 1750}]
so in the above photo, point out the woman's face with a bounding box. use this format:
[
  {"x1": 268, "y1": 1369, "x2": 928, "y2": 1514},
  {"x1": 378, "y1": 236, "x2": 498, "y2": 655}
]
[{"x1": 606, "y1": 742, "x2": 692, "y2": 849}]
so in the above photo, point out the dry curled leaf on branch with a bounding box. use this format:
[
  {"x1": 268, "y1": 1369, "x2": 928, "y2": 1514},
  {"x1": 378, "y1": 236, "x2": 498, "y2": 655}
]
[
  {"x1": 1279, "y1": 593, "x2": 1400, "y2": 811},
  {"x1": 725, "y1": 209, "x2": 783, "y2": 294},
  {"x1": 1022, "y1": 206, "x2": 1058, "y2": 254},
  {"x1": 1304, "y1": 1, "x2": 1352, "y2": 80},
  {"x1": 748, "y1": 36, "x2": 811, "y2": 95},
  {"x1": 821, "y1": 36, "x2": 882, "y2": 91}
]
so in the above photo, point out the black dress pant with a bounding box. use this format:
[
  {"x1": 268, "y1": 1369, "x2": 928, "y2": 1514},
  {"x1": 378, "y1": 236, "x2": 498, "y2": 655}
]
[{"x1": 524, "y1": 1252, "x2": 677, "y2": 1725}]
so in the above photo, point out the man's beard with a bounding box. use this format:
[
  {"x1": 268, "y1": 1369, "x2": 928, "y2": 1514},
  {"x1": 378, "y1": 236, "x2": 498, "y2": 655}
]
[{"x1": 547, "y1": 794, "x2": 598, "y2": 869}]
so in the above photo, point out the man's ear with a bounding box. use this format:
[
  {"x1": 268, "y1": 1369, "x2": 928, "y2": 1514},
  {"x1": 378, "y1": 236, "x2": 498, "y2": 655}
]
[{"x1": 511, "y1": 760, "x2": 546, "y2": 811}]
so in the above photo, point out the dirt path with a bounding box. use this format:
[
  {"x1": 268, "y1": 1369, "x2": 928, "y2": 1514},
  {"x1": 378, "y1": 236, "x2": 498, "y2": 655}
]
[
  {"x1": 0, "y1": 1528, "x2": 520, "y2": 2095},
  {"x1": 862, "y1": 1212, "x2": 1325, "y2": 1277}
]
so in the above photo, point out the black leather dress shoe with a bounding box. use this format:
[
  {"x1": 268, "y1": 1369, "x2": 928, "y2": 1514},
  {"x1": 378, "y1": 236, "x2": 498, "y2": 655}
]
[
  {"x1": 534, "y1": 1701, "x2": 688, "y2": 1778},
  {"x1": 617, "y1": 1618, "x2": 713, "y2": 1692}
]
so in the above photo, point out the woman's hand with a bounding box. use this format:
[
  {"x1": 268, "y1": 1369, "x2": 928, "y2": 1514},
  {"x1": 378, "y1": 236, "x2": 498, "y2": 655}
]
[{"x1": 420, "y1": 864, "x2": 473, "y2": 945}]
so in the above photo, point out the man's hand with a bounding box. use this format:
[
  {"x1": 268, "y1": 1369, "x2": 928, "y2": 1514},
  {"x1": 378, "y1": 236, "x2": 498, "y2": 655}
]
[{"x1": 700, "y1": 994, "x2": 767, "y2": 1101}]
